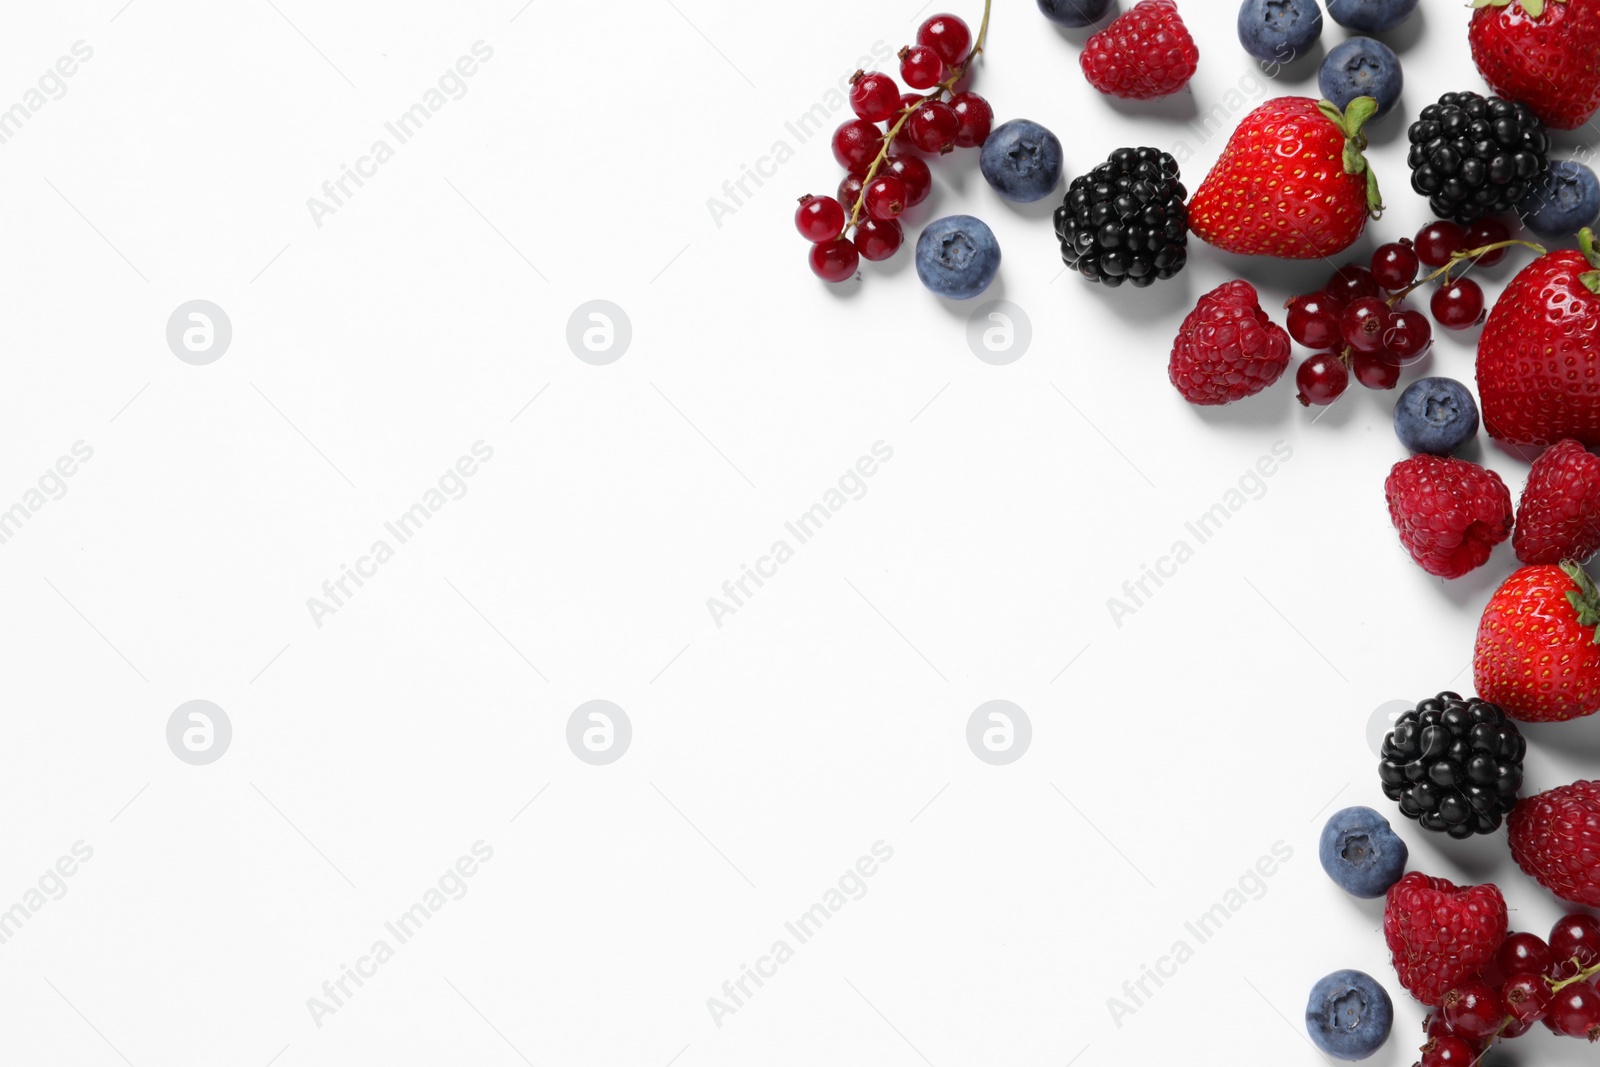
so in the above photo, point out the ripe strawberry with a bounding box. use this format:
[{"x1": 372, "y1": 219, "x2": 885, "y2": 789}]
[
  {"x1": 1509, "y1": 780, "x2": 1600, "y2": 907},
  {"x1": 1189, "y1": 97, "x2": 1384, "y2": 260},
  {"x1": 1081, "y1": 0, "x2": 1198, "y2": 100},
  {"x1": 1514, "y1": 439, "x2": 1600, "y2": 564},
  {"x1": 1477, "y1": 229, "x2": 1600, "y2": 448},
  {"x1": 1470, "y1": 0, "x2": 1600, "y2": 132},
  {"x1": 1384, "y1": 454, "x2": 1513, "y2": 579},
  {"x1": 1474, "y1": 561, "x2": 1600, "y2": 722},
  {"x1": 1384, "y1": 872, "x2": 1508, "y2": 1005},
  {"x1": 1167, "y1": 280, "x2": 1291, "y2": 405}
]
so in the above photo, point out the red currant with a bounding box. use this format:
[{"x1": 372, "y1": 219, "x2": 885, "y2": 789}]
[
  {"x1": 1383, "y1": 307, "x2": 1433, "y2": 364},
  {"x1": 1352, "y1": 349, "x2": 1401, "y2": 390},
  {"x1": 905, "y1": 101, "x2": 959, "y2": 153},
  {"x1": 884, "y1": 154, "x2": 932, "y2": 206},
  {"x1": 863, "y1": 175, "x2": 907, "y2": 221},
  {"x1": 849, "y1": 71, "x2": 901, "y2": 123},
  {"x1": 916, "y1": 14, "x2": 971, "y2": 66},
  {"x1": 853, "y1": 217, "x2": 903, "y2": 261},
  {"x1": 1431, "y1": 278, "x2": 1486, "y2": 330},
  {"x1": 809, "y1": 238, "x2": 859, "y2": 283},
  {"x1": 1502, "y1": 972, "x2": 1553, "y2": 1024},
  {"x1": 1442, "y1": 981, "x2": 1506, "y2": 1042},
  {"x1": 896, "y1": 92, "x2": 923, "y2": 116},
  {"x1": 1499, "y1": 932, "x2": 1555, "y2": 977},
  {"x1": 950, "y1": 91, "x2": 993, "y2": 148},
  {"x1": 1326, "y1": 264, "x2": 1382, "y2": 303},
  {"x1": 832, "y1": 119, "x2": 885, "y2": 173},
  {"x1": 1421, "y1": 1035, "x2": 1478, "y2": 1066},
  {"x1": 1285, "y1": 291, "x2": 1344, "y2": 349},
  {"x1": 1501, "y1": 1014, "x2": 1534, "y2": 1038},
  {"x1": 1296, "y1": 353, "x2": 1349, "y2": 406},
  {"x1": 1546, "y1": 982, "x2": 1600, "y2": 1040},
  {"x1": 1416, "y1": 221, "x2": 1468, "y2": 268},
  {"x1": 1550, "y1": 914, "x2": 1600, "y2": 976},
  {"x1": 1342, "y1": 296, "x2": 1391, "y2": 354},
  {"x1": 1465, "y1": 217, "x2": 1511, "y2": 266},
  {"x1": 795, "y1": 194, "x2": 845, "y2": 243},
  {"x1": 837, "y1": 174, "x2": 865, "y2": 214},
  {"x1": 899, "y1": 44, "x2": 945, "y2": 90},
  {"x1": 1371, "y1": 241, "x2": 1420, "y2": 291}
]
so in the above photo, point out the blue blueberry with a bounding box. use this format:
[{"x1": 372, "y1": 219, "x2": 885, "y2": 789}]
[
  {"x1": 1306, "y1": 969, "x2": 1394, "y2": 1060},
  {"x1": 1393, "y1": 377, "x2": 1480, "y2": 456},
  {"x1": 1519, "y1": 160, "x2": 1600, "y2": 240},
  {"x1": 1036, "y1": 0, "x2": 1115, "y2": 28},
  {"x1": 1318, "y1": 37, "x2": 1403, "y2": 120},
  {"x1": 980, "y1": 120, "x2": 1064, "y2": 203},
  {"x1": 916, "y1": 216, "x2": 1000, "y2": 300},
  {"x1": 1327, "y1": 0, "x2": 1418, "y2": 33},
  {"x1": 1237, "y1": 0, "x2": 1323, "y2": 64},
  {"x1": 1319, "y1": 806, "x2": 1408, "y2": 899}
]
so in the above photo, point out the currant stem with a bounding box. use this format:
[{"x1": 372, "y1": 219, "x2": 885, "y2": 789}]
[
  {"x1": 1385, "y1": 239, "x2": 1547, "y2": 305},
  {"x1": 1546, "y1": 955, "x2": 1600, "y2": 994},
  {"x1": 845, "y1": 0, "x2": 992, "y2": 232}
]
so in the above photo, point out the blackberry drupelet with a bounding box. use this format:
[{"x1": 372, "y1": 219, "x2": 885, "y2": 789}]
[
  {"x1": 1054, "y1": 147, "x2": 1188, "y2": 288},
  {"x1": 1407, "y1": 91, "x2": 1550, "y2": 224},
  {"x1": 1378, "y1": 692, "x2": 1525, "y2": 839}
]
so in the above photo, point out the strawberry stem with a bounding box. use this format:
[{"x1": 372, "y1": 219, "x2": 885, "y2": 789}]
[
  {"x1": 1560, "y1": 560, "x2": 1600, "y2": 642},
  {"x1": 1580, "y1": 228, "x2": 1600, "y2": 296}
]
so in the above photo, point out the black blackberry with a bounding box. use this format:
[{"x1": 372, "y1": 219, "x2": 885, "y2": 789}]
[
  {"x1": 1406, "y1": 91, "x2": 1550, "y2": 225},
  {"x1": 1054, "y1": 147, "x2": 1188, "y2": 288},
  {"x1": 1378, "y1": 692, "x2": 1524, "y2": 839}
]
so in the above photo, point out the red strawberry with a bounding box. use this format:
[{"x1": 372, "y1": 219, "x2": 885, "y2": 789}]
[
  {"x1": 1477, "y1": 229, "x2": 1600, "y2": 447},
  {"x1": 1470, "y1": 0, "x2": 1600, "y2": 132},
  {"x1": 1384, "y1": 871, "x2": 1508, "y2": 1005},
  {"x1": 1167, "y1": 280, "x2": 1291, "y2": 405},
  {"x1": 1509, "y1": 780, "x2": 1600, "y2": 907},
  {"x1": 1081, "y1": 0, "x2": 1198, "y2": 101},
  {"x1": 1474, "y1": 561, "x2": 1600, "y2": 722},
  {"x1": 1514, "y1": 439, "x2": 1600, "y2": 564},
  {"x1": 1385, "y1": 454, "x2": 1513, "y2": 579},
  {"x1": 1189, "y1": 97, "x2": 1384, "y2": 260}
]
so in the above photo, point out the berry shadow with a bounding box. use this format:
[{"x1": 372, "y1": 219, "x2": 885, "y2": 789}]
[
  {"x1": 1404, "y1": 814, "x2": 1513, "y2": 885},
  {"x1": 1364, "y1": 99, "x2": 1410, "y2": 147},
  {"x1": 1521, "y1": 713, "x2": 1600, "y2": 763},
  {"x1": 1435, "y1": 545, "x2": 1512, "y2": 612},
  {"x1": 1081, "y1": 268, "x2": 1196, "y2": 327},
  {"x1": 1262, "y1": 43, "x2": 1326, "y2": 87},
  {"x1": 1102, "y1": 86, "x2": 1200, "y2": 125},
  {"x1": 926, "y1": 273, "x2": 1009, "y2": 321},
  {"x1": 1376, "y1": 4, "x2": 1429, "y2": 56},
  {"x1": 1189, "y1": 383, "x2": 1299, "y2": 431},
  {"x1": 1046, "y1": 5, "x2": 1119, "y2": 44}
]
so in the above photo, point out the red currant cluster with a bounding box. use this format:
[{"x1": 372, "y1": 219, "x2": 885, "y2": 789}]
[
  {"x1": 794, "y1": 5, "x2": 993, "y2": 284},
  {"x1": 1420, "y1": 915, "x2": 1600, "y2": 1063}
]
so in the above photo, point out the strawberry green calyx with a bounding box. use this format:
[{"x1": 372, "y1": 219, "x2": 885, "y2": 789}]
[
  {"x1": 1316, "y1": 96, "x2": 1384, "y2": 220},
  {"x1": 1472, "y1": 0, "x2": 1567, "y2": 17},
  {"x1": 1581, "y1": 228, "x2": 1600, "y2": 296},
  {"x1": 1561, "y1": 559, "x2": 1600, "y2": 641}
]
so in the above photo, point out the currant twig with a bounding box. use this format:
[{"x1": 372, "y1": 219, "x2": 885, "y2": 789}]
[
  {"x1": 1546, "y1": 955, "x2": 1600, "y2": 994},
  {"x1": 1386, "y1": 239, "x2": 1547, "y2": 305}
]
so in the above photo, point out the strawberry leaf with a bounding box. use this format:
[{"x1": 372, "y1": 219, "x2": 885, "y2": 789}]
[
  {"x1": 1322, "y1": 97, "x2": 1385, "y2": 220},
  {"x1": 1562, "y1": 560, "x2": 1600, "y2": 637}
]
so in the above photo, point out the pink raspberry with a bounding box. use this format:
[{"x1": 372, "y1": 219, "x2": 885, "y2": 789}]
[
  {"x1": 1385, "y1": 454, "x2": 1512, "y2": 579},
  {"x1": 1167, "y1": 280, "x2": 1291, "y2": 405}
]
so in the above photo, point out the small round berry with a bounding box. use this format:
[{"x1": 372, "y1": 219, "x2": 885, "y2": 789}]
[
  {"x1": 1326, "y1": 264, "x2": 1382, "y2": 303},
  {"x1": 1431, "y1": 279, "x2": 1486, "y2": 331},
  {"x1": 1353, "y1": 349, "x2": 1401, "y2": 390},
  {"x1": 853, "y1": 217, "x2": 903, "y2": 262},
  {"x1": 905, "y1": 101, "x2": 959, "y2": 153},
  {"x1": 1384, "y1": 308, "x2": 1433, "y2": 364},
  {"x1": 1342, "y1": 296, "x2": 1392, "y2": 354},
  {"x1": 809, "y1": 238, "x2": 859, "y2": 283},
  {"x1": 849, "y1": 71, "x2": 900, "y2": 123},
  {"x1": 1372, "y1": 241, "x2": 1420, "y2": 291},
  {"x1": 795, "y1": 195, "x2": 845, "y2": 243},
  {"x1": 837, "y1": 174, "x2": 865, "y2": 214},
  {"x1": 1297, "y1": 353, "x2": 1349, "y2": 406},
  {"x1": 1550, "y1": 914, "x2": 1600, "y2": 976},
  {"x1": 916, "y1": 13, "x2": 971, "y2": 66},
  {"x1": 1498, "y1": 932, "x2": 1554, "y2": 977},
  {"x1": 1545, "y1": 982, "x2": 1600, "y2": 1040},
  {"x1": 1464, "y1": 217, "x2": 1511, "y2": 266},
  {"x1": 1500, "y1": 1014, "x2": 1534, "y2": 1038},
  {"x1": 1416, "y1": 221, "x2": 1467, "y2": 267},
  {"x1": 899, "y1": 44, "x2": 945, "y2": 90},
  {"x1": 832, "y1": 119, "x2": 885, "y2": 173},
  {"x1": 1421, "y1": 1034, "x2": 1478, "y2": 1066},
  {"x1": 949, "y1": 91, "x2": 993, "y2": 148},
  {"x1": 884, "y1": 154, "x2": 932, "y2": 206},
  {"x1": 1285, "y1": 292, "x2": 1344, "y2": 350},
  {"x1": 896, "y1": 92, "x2": 922, "y2": 116},
  {"x1": 1501, "y1": 972, "x2": 1552, "y2": 1024},
  {"x1": 863, "y1": 175, "x2": 908, "y2": 221},
  {"x1": 1441, "y1": 981, "x2": 1505, "y2": 1042}
]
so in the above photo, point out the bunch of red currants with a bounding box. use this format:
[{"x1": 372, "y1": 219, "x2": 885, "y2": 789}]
[{"x1": 794, "y1": 10, "x2": 992, "y2": 284}]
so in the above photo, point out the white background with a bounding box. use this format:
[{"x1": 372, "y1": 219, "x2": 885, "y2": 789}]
[{"x1": 0, "y1": 0, "x2": 1596, "y2": 1064}]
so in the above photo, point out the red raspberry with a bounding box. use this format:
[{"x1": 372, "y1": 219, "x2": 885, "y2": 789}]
[
  {"x1": 1514, "y1": 438, "x2": 1600, "y2": 565},
  {"x1": 1081, "y1": 0, "x2": 1199, "y2": 100},
  {"x1": 1383, "y1": 872, "x2": 1508, "y2": 1006},
  {"x1": 1384, "y1": 455, "x2": 1513, "y2": 579},
  {"x1": 1509, "y1": 781, "x2": 1600, "y2": 909},
  {"x1": 1167, "y1": 280, "x2": 1291, "y2": 406}
]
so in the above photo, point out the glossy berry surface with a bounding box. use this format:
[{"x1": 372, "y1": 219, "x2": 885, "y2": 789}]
[
  {"x1": 1327, "y1": 264, "x2": 1382, "y2": 303},
  {"x1": 949, "y1": 91, "x2": 993, "y2": 148},
  {"x1": 837, "y1": 174, "x2": 864, "y2": 214},
  {"x1": 1342, "y1": 296, "x2": 1391, "y2": 354},
  {"x1": 832, "y1": 120, "x2": 885, "y2": 173},
  {"x1": 1055, "y1": 146, "x2": 1188, "y2": 287},
  {"x1": 1432, "y1": 279, "x2": 1486, "y2": 331},
  {"x1": 1441, "y1": 980, "x2": 1505, "y2": 1041},
  {"x1": 1377, "y1": 692, "x2": 1524, "y2": 835},
  {"x1": 906, "y1": 101, "x2": 959, "y2": 153},
  {"x1": 1464, "y1": 217, "x2": 1510, "y2": 265},
  {"x1": 899, "y1": 44, "x2": 945, "y2": 90},
  {"x1": 863, "y1": 175, "x2": 907, "y2": 221},
  {"x1": 1546, "y1": 982, "x2": 1600, "y2": 1040},
  {"x1": 1372, "y1": 242, "x2": 1420, "y2": 291},
  {"x1": 1421, "y1": 1035, "x2": 1477, "y2": 1066},
  {"x1": 1416, "y1": 221, "x2": 1467, "y2": 267},
  {"x1": 1296, "y1": 353, "x2": 1349, "y2": 406},
  {"x1": 849, "y1": 71, "x2": 900, "y2": 123},
  {"x1": 1550, "y1": 913, "x2": 1600, "y2": 975},
  {"x1": 916, "y1": 14, "x2": 971, "y2": 66},
  {"x1": 884, "y1": 155, "x2": 932, "y2": 206},
  {"x1": 795, "y1": 195, "x2": 845, "y2": 243},
  {"x1": 1353, "y1": 350, "x2": 1401, "y2": 390},
  {"x1": 1384, "y1": 308, "x2": 1433, "y2": 363},
  {"x1": 1408, "y1": 90, "x2": 1551, "y2": 224},
  {"x1": 809, "y1": 238, "x2": 859, "y2": 283},
  {"x1": 1501, "y1": 972, "x2": 1552, "y2": 1024},
  {"x1": 852, "y1": 218, "x2": 903, "y2": 262},
  {"x1": 1286, "y1": 292, "x2": 1344, "y2": 350},
  {"x1": 1497, "y1": 932, "x2": 1553, "y2": 976}
]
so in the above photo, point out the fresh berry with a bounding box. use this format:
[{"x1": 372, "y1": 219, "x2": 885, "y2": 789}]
[
  {"x1": 1168, "y1": 280, "x2": 1292, "y2": 405},
  {"x1": 914, "y1": 214, "x2": 1000, "y2": 299},
  {"x1": 1304, "y1": 969, "x2": 1394, "y2": 1060},
  {"x1": 1190, "y1": 97, "x2": 1383, "y2": 260},
  {"x1": 1372, "y1": 242, "x2": 1420, "y2": 291},
  {"x1": 899, "y1": 44, "x2": 946, "y2": 90},
  {"x1": 1502, "y1": 971, "x2": 1553, "y2": 1023},
  {"x1": 1416, "y1": 221, "x2": 1467, "y2": 267},
  {"x1": 1327, "y1": 0, "x2": 1418, "y2": 33},
  {"x1": 849, "y1": 71, "x2": 900, "y2": 123},
  {"x1": 1393, "y1": 377, "x2": 1479, "y2": 456},
  {"x1": 905, "y1": 101, "x2": 959, "y2": 153},
  {"x1": 1465, "y1": 217, "x2": 1512, "y2": 265},
  {"x1": 1237, "y1": 0, "x2": 1323, "y2": 64},
  {"x1": 1383, "y1": 871, "x2": 1508, "y2": 1005},
  {"x1": 1384, "y1": 454, "x2": 1513, "y2": 578},
  {"x1": 1055, "y1": 147, "x2": 1189, "y2": 287},
  {"x1": 1474, "y1": 562, "x2": 1600, "y2": 721},
  {"x1": 1441, "y1": 980, "x2": 1505, "y2": 1041},
  {"x1": 1036, "y1": 0, "x2": 1114, "y2": 27},
  {"x1": 1469, "y1": 0, "x2": 1600, "y2": 132},
  {"x1": 979, "y1": 119, "x2": 1063, "y2": 202},
  {"x1": 863, "y1": 175, "x2": 907, "y2": 221},
  {"x1": 1080, "y1": 0, "x2": 1199, "y2": 100},
  {"x1": 1407, "y1": 90, "x2": 1550, "y2": 225},
  {"x1": 1384, "y1": 308, "x2": 1434, "y2": 364},
  {"x1": 1319, "y1": 36, "x2": 1404, "y2": 120},
  {"x1": 1551, "y1": 913, "x2": 1600, "y2": 972},
  {"x1": 1342, "y1": 296, "x2": 1392, "y2": 354},
  {"x1": 917, "y1": 13, "x2": 971, "y2": 66},
  {"x1": 949, "y1": 91, "x2": 993, "y2": 148},
  {"x1": 795, "y1": 195, "x2": 845, "y2": 243},
  {"x1": 1420, "y1": 1034, "x2": 1478, "y2": 1065},
  {"x1": 1520, "y1": 160, "x2": 1600, "y2": 240},
  {"x1": 1298, "y1": 352, "x2": 1350, "y2": 405},
  {"x1": 1545, "y1": 982, "x2": 1600, "y2": 1040},
  {"x1": 1353, "y1": 349, "x2": 1401, "y2": 390},
  {"x1": 1431, "y1": 279, "x2": 1487, "y2": 331},
  {"x1": 838, "y1": 173, "x2": 865, "y2": 214},
  {"x1": 853, "y1": 217, "x2": 903, "y2": 262},
  {"x1": 809, "y1": 238, "x2": 859, "y2": 283},
  {"x1": 1508, "y1": 785, "x2": 1600, "y2": 908},
  {"x1": 1378, "y1": 692, "x2": 1524, "y2": 838},
  {"x1": 1498, "y1": 932, "x2": 1554, "y2": 977},
  {"x1": 1286, "y1": 292, "x2": 1344, "y2": 349},
  {"x1": 884, "y1": 155, "x2": 932, "y2": 207},
  {"x1": 1515, "y1": 439, "x2": 1600, "y2": 564},
  {"x1": 832, "y1": 119, "x2": 885, "y2": 173},
  {"x1": 1477, "y1": 233, "x2": 1600, "y2": 448},
  {"x1": 1319, "y1": 806, "x2": 1409, "y2": 898},
  {"x1": 1328, "y1": 264, "x2": 1383, "y2": 303}
]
